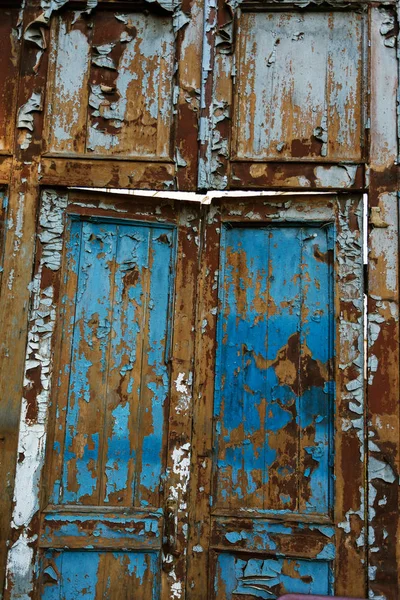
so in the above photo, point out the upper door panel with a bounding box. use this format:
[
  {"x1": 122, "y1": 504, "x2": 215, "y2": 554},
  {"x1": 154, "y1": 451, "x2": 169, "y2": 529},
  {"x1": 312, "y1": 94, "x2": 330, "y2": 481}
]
[
  {"x1": 40, "y1": 0, "x2": 203, "y2": 190},
  {"x1": 201, "y1": 3, "x2": 367, "y2": 191},
  {"x1": 233, "y1": 11, "x2": 363, "y2": 162},
  {"x1": 45, "y1": 12, "x2": 175, "y2": 159}
]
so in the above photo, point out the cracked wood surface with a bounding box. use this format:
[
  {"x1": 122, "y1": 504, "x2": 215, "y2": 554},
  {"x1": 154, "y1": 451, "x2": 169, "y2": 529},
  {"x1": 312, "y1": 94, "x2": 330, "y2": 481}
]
[{"x1": 0, "y1": 1, "x2": 398, "y2": 599}]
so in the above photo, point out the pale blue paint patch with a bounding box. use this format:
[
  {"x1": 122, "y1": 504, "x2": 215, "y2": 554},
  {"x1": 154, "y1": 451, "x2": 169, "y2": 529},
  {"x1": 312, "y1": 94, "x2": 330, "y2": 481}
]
[
  {"x1": 316, "y1": 543, "x2": 336, "y2": 560},
  {"x1": 225, "y1": 531, "x2": 243, "y2": 544},
  {"x1": 42, "y1": 550, "x2": 159, "y2": 599},
  {"x1": 54, "y1": 218, "x2": 176, "y2": 510},
  {"x1": 137, "y1": 228, "x2": 176, "y2": 503},
  {"x1": 215, "y1": 554, "x2": 333, "y2": 599}
]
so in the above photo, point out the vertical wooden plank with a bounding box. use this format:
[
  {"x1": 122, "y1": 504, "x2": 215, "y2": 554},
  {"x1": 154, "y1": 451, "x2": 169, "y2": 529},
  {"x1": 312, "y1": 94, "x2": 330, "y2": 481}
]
[
  {"x1": 161, "y1": 206, "x2": 200, "y2": 599},
  {"x1": 298, "y1": 225, "x2": 333, "y2": 515},
  {"x1": 334, "y1": 196, "x2": 365, "y2": 597},
  {"x1": 61, "y1": 222, "x2": 117, "y2": 505},
  {"x1": 0, "y1": 3, "x2": 50, "y2": 595},
  {"x1": 186, "y1": 204, "x2": 221, "y2": 598},
  {"x1": 101, "y1": 224, "x2": 150, "y2": 507},
  {"x1": 136, "y1": 227, "x2": 175, "y2": 508},
  {"x1": 45, "y1": 13, "x2": 93, "y2": 154},
  {"x1": 368, "y1": 7, "x2": 400, "y2": 599},
  {"x1": 263, "y1": 227, "x2": 302, "y2": 513},
  {"x1": 48, "y1": 217, "x2": 82, "y2": 505},
  {"x1": 175, "y1": 0, "x2": 203, "y2": 189}
]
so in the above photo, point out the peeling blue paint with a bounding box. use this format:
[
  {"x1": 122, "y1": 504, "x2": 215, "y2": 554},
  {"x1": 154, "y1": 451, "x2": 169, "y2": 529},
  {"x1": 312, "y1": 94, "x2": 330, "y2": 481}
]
[
  {"x1": 215, "y1": 554, "x2": 333, "y2": 599},
  {"x1": 54, "y1": 218, "x2": 176, "y2": 507},
  {"x1": 214, "y1": 224, "x2": 334, "y2": 514}
]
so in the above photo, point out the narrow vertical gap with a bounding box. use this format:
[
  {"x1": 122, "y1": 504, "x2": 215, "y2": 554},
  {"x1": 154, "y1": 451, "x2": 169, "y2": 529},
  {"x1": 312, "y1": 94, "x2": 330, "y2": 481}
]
[
  {"x1": 363, "y1": 192, "x2": 368, "y2": 382},
  {"x1": 214, "y1": 223, "x2": 227, "y2": 509},
  {"x1": 327, "y1": 222, "x2": 335, "y2": 518},
  {"x1": 82, "y1": 13, "x2": 95, "y2": 155}
]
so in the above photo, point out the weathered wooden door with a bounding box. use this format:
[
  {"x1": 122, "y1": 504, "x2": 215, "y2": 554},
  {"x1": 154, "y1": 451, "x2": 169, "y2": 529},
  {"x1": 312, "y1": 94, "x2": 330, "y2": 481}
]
[
  {"x1": 24, "y1": 189, "x2": 200, "y2": 599},
  {"x1": 188, "y1": 194, "x2": 365, "y2": 598}
]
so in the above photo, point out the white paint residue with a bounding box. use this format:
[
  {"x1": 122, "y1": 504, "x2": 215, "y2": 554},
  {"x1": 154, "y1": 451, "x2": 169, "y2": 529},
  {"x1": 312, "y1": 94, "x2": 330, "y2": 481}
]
[
  {"x1": 338, "y1": 487, "x2": 365, "y2": 536},
  {"x1": 13, "y1": 193, "x2": 25, "y2": 256},
  {"x1": 17, "y1": 91, "x2": 42, "y2": 132},
  {"x1": 369, "y1": 456, "x2": 396, "y2": 483},
  {"x1": 6, "y1": 535, "x2": 34, "y2": 599},
  {"x1": 7, "y1": 268, "x2": 14, "y2": 291},
  {"x1": 171, "y1": 580, "x2": 183, "y2": 599},
  {"x1": 174, "y1": 372, "x2": 192, "y2": 414},
  {"x1": 12, "y1": 422, "x2": 46, "y2": 528},
  {"x1": 6, "y1": 190, "x2": 69, "y2": 596},
  {"x1": 171, "y1": 443, "x2": 191, "y2": 492}
]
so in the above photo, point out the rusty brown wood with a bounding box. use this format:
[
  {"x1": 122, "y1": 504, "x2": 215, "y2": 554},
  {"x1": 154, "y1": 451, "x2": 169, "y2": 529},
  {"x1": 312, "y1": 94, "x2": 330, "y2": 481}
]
[
  {"x1": 40, "y1": 156, "x2": 176, "y2": 189},
  {"x1": 0, "y1": 4, "x2": 49, "y2": 597},
  {"x1": 367, "y1": 7, "x2": 400, "y2": 600},
  {"x1": 199, "y1": 0, "x2": 369, "y2": 191},
  {"x1": 0, "y1": 0, "x2": 398, "y2": 598}
]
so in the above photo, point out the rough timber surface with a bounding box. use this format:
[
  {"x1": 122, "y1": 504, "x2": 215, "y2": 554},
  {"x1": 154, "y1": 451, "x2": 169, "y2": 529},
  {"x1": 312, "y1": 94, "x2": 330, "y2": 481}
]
[{"x1": 0, "y1": 0, "x2": 399, "y2": 598}]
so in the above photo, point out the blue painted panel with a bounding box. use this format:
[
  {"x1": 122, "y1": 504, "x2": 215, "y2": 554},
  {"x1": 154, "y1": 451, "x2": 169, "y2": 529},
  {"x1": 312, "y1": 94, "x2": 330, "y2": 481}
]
[
  {"x1": 42, "y1": 550, "x2": 159, "y2": 599},
  {"x1": 103, "y1": 225, "x2": 149, "y2": 503},
  {"x1": 216, "y1": 519, "x2": 335, "y2": 555},
  {"x1": 61, "y1": 221, "x2": 117, "y2": 504},
  {"x1": 214, "y1": 224, "x2": 334, "y2": 514},
  {"x1": 214, "y1": 554, "x2": 333, "y2": 599},
  {"x1": 40, "y1": 512, "x2": 162, "y2": 549},
  {"x1": 137, "y1": 228, "x2": 175, "y2": 504},
  {"x1": 57, "y1": 219, "x2": 176, "y2": 507},
  {"x1": 42, "y1": 551, "x2": 100, "y2": 599}
]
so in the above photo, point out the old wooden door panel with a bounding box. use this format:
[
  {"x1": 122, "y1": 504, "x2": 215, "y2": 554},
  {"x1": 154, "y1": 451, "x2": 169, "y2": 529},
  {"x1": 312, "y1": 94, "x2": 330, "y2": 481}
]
[
  {"x1": 49, "y1": 218, "x2": 174, "y2": 507},
  {"x1": 201, "y1": 5, "x2": 366, "y2": 190},
  {"x1": 42, "y1": 550, "x2": 158, "y2": 599},
  {"x1": 188, "y1": 195, "x2": 365, "y2": 598},
  {"x1": 214, "y1": 225, "x2": 333, "y2": 516},
  {"x1": 5, "y1": 189, "x2": 200, "y2": 598},
  {"x1": 41, "y1": 211, "x2": 176, "y2": 598},
  {"x1": 233, "y1": 12, "x2": 363, "y2": 162},
  {"x1": 39, "y1": 1, "x2": 203, "y2": 190},
  {"x1": 45, "y1": 11, "x2": 175, "y2": 159}
]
